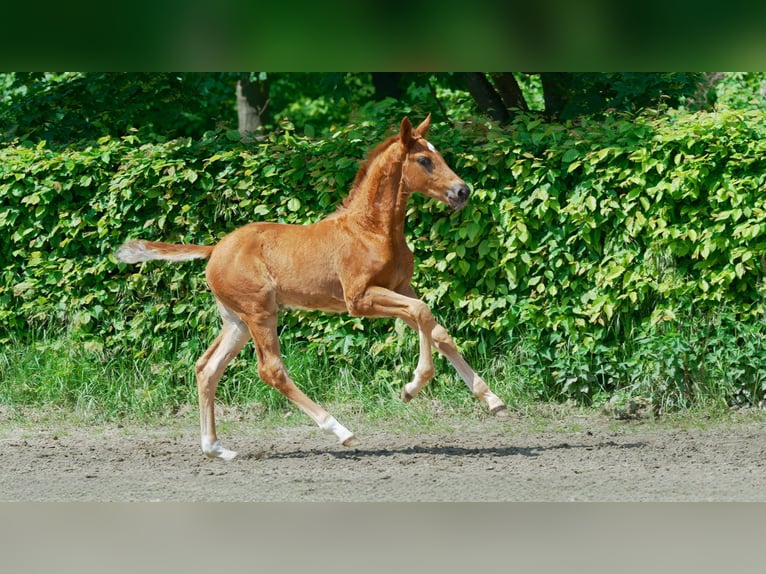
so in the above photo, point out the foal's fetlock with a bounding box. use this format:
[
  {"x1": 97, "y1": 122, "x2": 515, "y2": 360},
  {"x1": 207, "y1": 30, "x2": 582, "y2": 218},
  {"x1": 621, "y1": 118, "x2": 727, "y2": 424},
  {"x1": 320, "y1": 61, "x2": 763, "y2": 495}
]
[
  {"x1": 402, "y1": 365, "x2": 432, "y2": 403},
  {"x1": 320, "y1": 416, "x2": 356, "y2": 446},
  {"x1": 401, "y1": 381, "x2": 425, "y2": 403}
]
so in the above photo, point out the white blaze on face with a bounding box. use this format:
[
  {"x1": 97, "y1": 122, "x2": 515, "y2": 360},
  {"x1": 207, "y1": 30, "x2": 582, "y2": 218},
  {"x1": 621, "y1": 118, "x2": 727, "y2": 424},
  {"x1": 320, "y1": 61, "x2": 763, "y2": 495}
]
[{"x1": 425, "y1": 140, "x2": 436, "y2": 153}]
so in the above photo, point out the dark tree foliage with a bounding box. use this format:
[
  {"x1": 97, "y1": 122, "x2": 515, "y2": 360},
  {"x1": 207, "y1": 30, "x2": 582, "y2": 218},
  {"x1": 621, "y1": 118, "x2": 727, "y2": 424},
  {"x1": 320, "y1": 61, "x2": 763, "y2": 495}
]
[
  {"x1": 465, "y1": 72, "x2": 704, "y2": 121},
  {"x1": 0, "y1": 72, "x2": 709, "y2": 148},
  {"x1": 537, "y1": 72, "x2": 704, "y2": 119},
  {"x1": 0, "y1": 72, "x2": 236, "y2": 145}
]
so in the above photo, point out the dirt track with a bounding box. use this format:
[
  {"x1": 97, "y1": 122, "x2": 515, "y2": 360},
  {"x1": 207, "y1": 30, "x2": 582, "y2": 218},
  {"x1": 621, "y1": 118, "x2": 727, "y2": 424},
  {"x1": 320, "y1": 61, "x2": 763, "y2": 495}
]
[{"x1": 1, "y1": 407, "x2": 765, "y2": 502}]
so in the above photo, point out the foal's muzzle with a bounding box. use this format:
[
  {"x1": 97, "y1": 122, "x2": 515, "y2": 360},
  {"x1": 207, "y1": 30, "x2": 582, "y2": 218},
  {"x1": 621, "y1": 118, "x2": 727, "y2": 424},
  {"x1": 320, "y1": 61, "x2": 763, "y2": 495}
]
[{"x1": 447, "y1": 182, "x2": 470, "y2": 211}]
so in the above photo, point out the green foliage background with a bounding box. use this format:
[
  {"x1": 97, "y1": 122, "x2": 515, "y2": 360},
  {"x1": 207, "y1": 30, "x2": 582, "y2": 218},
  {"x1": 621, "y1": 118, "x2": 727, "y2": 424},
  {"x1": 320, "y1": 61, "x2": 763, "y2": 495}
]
[{"x1": 2, "y1": 74, "x2": 765, "y2": 413}]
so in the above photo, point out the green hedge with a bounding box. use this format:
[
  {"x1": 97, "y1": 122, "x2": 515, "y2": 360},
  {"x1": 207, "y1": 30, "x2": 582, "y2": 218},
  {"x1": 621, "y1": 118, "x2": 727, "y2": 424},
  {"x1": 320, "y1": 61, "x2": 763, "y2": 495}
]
[
  {"x1": 2, "y1": 108, "x2": 765, "y2": 406},
  {"x1": 454, "y1": 108, "x2": 766, "y2": 404}
]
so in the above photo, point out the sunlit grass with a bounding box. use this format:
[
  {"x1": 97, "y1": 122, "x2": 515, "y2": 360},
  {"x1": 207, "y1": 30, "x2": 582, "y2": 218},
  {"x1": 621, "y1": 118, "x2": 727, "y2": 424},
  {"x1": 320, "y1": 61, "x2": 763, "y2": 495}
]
[
  {"x1": 0, "y1": 329, "x2": 522, "y2": 426},
  {"x1": 2, "y1": 317, "x2": 764, "y2": 429}
]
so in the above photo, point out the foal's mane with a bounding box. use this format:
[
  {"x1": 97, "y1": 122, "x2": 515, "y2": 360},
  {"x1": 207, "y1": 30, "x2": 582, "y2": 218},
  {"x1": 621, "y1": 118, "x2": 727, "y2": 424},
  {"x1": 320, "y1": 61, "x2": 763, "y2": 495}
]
[{"x1": 338, "y1": 133, "x2": 402, "y2": 210}]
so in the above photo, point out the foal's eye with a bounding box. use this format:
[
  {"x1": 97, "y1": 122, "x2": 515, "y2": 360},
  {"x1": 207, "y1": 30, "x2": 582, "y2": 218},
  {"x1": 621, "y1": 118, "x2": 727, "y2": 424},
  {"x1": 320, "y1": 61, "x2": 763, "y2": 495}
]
[{"x1": 416, "y1": 156, "x2": 433, "y2": 170}]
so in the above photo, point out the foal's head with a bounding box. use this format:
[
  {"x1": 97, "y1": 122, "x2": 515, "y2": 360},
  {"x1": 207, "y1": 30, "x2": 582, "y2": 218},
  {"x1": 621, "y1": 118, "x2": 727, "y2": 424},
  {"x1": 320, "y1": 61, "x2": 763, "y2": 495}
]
[{"x1": 399, "y1": 114, "x2": 470, "y2": 211}]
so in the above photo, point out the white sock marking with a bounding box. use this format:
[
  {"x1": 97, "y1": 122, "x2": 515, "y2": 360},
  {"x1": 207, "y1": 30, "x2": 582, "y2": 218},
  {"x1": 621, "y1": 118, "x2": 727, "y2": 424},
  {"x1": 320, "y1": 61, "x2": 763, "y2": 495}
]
[
  {"x1": 201, "y1": 437, "x2": 238, "y2": 460},
  {"x1": 319, "y1": 416, "x2": 355, "y2": 445}
]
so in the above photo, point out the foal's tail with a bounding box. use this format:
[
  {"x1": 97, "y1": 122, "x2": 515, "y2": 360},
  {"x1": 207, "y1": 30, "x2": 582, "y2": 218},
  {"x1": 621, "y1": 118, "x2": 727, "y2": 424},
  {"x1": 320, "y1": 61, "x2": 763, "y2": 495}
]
[{"x1": 115, "y1": 239, "x2": 214, "y2": 264}]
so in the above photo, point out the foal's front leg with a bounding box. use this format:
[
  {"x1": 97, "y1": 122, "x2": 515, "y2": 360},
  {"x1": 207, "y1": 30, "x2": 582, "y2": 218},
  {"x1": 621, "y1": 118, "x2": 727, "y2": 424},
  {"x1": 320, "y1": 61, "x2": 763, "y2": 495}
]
[
  {"x1": 429, "y1": 323, "x2": 508, "y2": 415},
  {"x1": 348, "y1": 286, "x2": 439, "y2": 401},
  {"x1": 397, "y1": 287, "x2": 507, "y2": 415}
]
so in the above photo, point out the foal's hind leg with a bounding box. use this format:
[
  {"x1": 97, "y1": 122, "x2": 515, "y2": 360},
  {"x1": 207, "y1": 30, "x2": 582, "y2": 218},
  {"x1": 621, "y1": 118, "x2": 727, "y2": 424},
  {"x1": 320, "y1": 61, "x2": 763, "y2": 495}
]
[
  {"x1": 244, "y1": 311, "x2": 356, "y2": 446},
  {"x1": 195, "y1": 301, "x2": 251, "y2": 460}
]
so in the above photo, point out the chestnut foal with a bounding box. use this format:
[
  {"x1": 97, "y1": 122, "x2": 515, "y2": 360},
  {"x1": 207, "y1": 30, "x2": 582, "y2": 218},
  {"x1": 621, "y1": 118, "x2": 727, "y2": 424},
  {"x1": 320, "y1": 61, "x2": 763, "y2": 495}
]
[{"x1": 116, "y1": 114, "x2": 507, "y2": 460}]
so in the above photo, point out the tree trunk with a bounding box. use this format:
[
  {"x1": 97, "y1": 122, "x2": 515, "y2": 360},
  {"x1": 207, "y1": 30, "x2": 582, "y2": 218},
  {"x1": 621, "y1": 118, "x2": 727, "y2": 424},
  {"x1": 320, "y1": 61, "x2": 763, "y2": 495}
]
[
  {"x1": 237, "y1": 74, "x2": 269, "y2": 141},
  {"x1": 540, "y1": 72, "x2": 571, "y2": 119},
  {"x1": 463, "y1": 72, "x2": 510, "y2": 123},
  {"x1": 490, "y1": 73, "x2": 529, "y2": 112}
]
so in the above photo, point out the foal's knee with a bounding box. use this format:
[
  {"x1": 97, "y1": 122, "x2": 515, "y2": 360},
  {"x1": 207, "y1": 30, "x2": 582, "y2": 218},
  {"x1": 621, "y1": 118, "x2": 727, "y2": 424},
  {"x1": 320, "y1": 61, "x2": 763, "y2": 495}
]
[
  {"x1": 411, "y1": 300, "x2": 437, "y2": 333},
  {"x1": 432, "y1": 323, "x2": 457, "y2": 353}
]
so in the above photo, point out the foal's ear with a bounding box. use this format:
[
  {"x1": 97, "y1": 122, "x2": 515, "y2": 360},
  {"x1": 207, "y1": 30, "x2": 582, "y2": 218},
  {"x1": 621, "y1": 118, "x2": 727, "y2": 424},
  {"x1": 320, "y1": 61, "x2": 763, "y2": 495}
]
[
  {"x1": 400, "y1": 116, "x2": 413, "y2": 146},
  {"x1": 414, "y1": 113, "x2": 431, "y2": 137}
]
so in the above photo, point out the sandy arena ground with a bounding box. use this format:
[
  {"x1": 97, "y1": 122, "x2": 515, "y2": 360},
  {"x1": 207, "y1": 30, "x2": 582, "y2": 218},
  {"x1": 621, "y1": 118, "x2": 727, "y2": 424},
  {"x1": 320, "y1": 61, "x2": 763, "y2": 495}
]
[{"x1": 2, "y1": 405, "x2": 764, "y2": 502}]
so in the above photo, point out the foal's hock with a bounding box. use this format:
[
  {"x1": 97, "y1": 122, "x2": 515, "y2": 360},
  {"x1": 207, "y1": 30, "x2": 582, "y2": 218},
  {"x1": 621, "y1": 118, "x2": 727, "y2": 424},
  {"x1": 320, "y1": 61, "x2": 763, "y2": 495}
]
[{"x1": 116, "y1": 114, "x2": 507, "y2": 460}]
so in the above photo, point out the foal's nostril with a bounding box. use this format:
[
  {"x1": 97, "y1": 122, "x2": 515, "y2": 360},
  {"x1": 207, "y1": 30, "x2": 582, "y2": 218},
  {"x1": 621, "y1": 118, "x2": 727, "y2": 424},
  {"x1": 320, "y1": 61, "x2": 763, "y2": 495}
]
[{"x1": 457, "y1": 183, "x2": 470, "y2": 202}]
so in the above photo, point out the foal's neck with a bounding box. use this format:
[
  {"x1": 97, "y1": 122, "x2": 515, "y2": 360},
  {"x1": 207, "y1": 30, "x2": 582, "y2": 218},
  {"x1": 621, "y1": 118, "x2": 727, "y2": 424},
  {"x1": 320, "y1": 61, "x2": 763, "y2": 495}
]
[{"x1": 340, "y1": 145, "x2": 410, "y2": 239}]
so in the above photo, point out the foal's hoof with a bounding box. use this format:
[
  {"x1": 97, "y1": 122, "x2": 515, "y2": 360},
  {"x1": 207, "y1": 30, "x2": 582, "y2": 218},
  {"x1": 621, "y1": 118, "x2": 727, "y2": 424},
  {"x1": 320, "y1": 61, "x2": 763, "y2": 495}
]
[
  {"x1": 218, "y1": 449, "x2": 239, "y2": 461},
  {"x1": 342, "y1": 435, "x2": 358, "y2": 447},
  {"x1": 401, "y1": 389, "x2": 414, "y2": 403},
  {"x1": 203, "y1": 439, "x2": 238, "y2": 461},
  {"x1": 491, "y1": 404, "x2": 510, "y2": 418}
]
